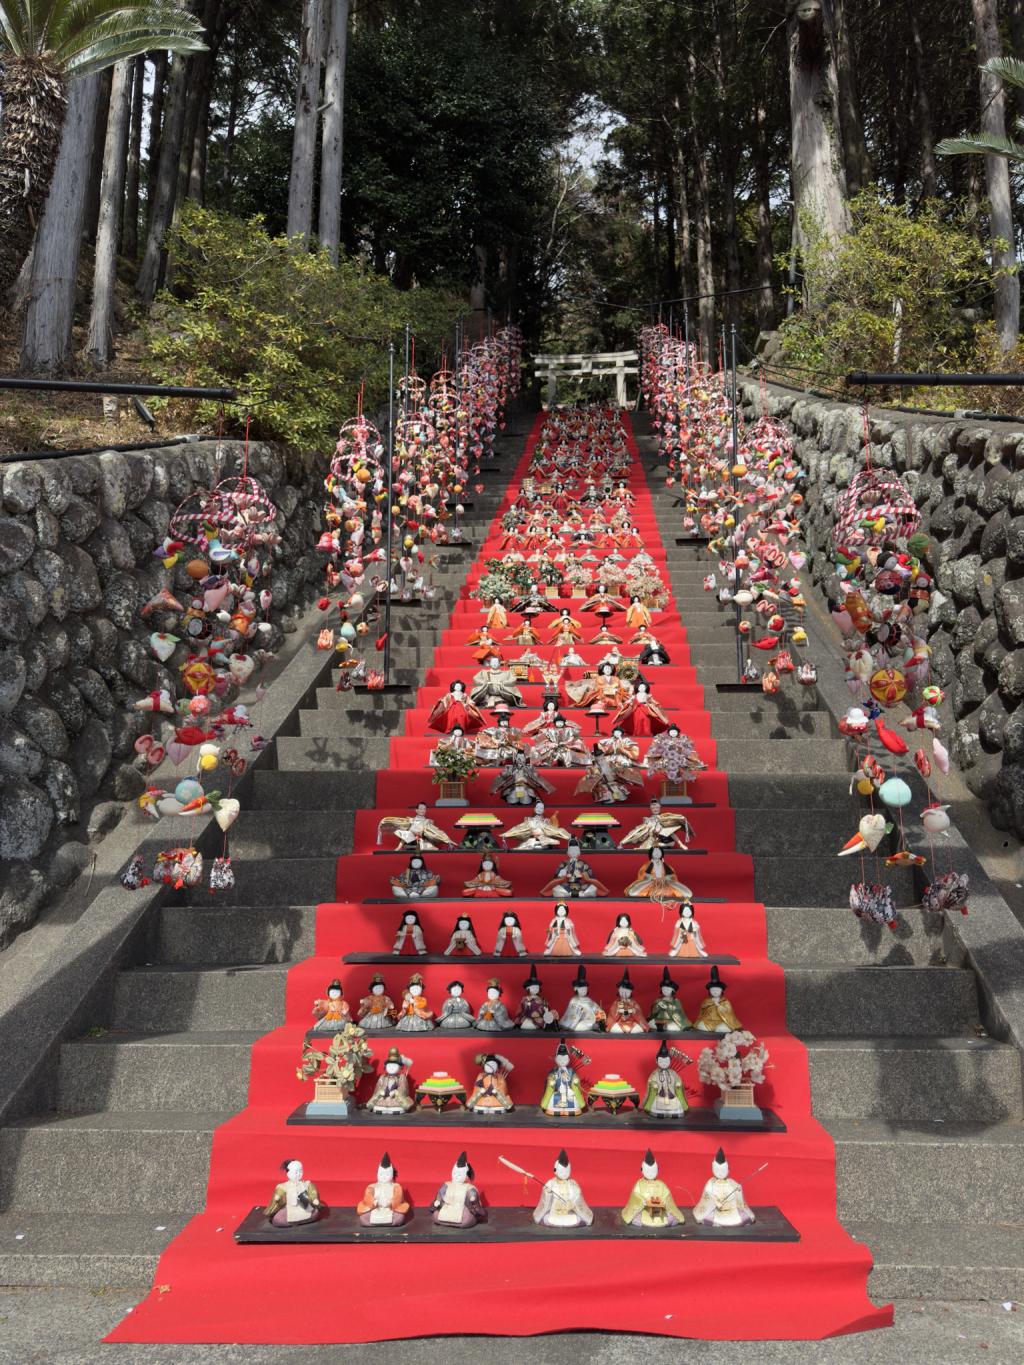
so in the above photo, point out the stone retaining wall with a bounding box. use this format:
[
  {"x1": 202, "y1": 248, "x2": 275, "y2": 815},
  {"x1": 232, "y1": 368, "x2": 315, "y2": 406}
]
[
  {"x1": 737, "y1": 378, "x2": 1024, "y2": 838},
  {"x1": 0, "y1": 439, "x2": 326, "y2": 946}
]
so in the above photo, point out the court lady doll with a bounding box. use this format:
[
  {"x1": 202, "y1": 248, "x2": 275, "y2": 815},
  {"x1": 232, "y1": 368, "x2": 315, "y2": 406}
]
[
  {"x1": 610, "y1": 681, "x2": 671, "y2": 736},
  {"x1": 312, "y1": 979, "x2": 350, "y2": 1033},
  {"x1": 532, "y1": 715, "x2": 589, "y2": 768},
  {"x1": 444, "y1": 913, "x2": 482, "y2": 956},
  {"x1": 494, "y1": 910, "x2": 527, "y2": 956},
  {"x1": 437, "y1": 980, "x2": 475, "y2": 1029},
  {"x1": 602, "y1": 912, "x2": 646, "y2": 957},
  {"x1": 463, "y1": 854, "x2": 514, "y2": 898},
  {"x1": 428, "y1": 680, "x2": 485, "y2": 735},
  {"x1": 392, "y1": 910, "x2": 427, "y2": 954},
  {"x1": 668, "y1": 902, "x2": 709, "y2": 958},
  {"x1": 544, "y1": 901, "x2": 582, "y2": 956},
  {"x1": 395, "y1": 972, "x2": 434, "y2": 1031},
  {"x1": 625, "y1": 847, "x2": 692, "y2": 901}
]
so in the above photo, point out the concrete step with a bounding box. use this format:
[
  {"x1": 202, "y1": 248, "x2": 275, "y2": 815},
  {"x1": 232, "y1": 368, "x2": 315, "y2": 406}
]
[
  {"x1": 708, "y1": 688, "x2": 826, "y2": 714},
  {"x1": 110, "y1": 961, "x2": 976, "y2": 1037},
  {"x1": 274, "y1": 735, "x2": 391, "y2": 771},
  {"x1": 0, "y1": 1112, "x2": 223, "y2": 1214},
  {"x1": 57, "y1": 1032, "x2": 257, "y2": 1114},
  {"x1": 0, "y1": 1211, "x2": 180, "y2": 1288},
  {"x1": 710, "y1": 710, "x2": 834, "y2": 740},
  {"x1": 806, "y1": 1037, "x2": 1023, "y2": 1123},
  {"x1": 298, "y1": 707, "x2": 407, "y2": 737},
  {"x1": 755, "y1": 856, "x2": 919, "y2": 909},
  {"x1": 854, "y1": 1220, "x2": 1024, "y2": 1303},
  {"x1": 830, "y1": 1118, "x2": 1024, "y2": 1224},
  {"x1": 765, "y1": 905, "x2": 958, "y2": 968},
  {"x1": 213, "y1": 856, "x2": 336, "y2": 905},
  {"x1": 714, "y1": 739, "x2": 848, "y2": 774},
  {"x1": 253, "y1": 768, "x2": 377, "y2": 809},
  {"x1": 728, "y1": 773, "x2": 855, "y2": 807},
  {"x1": 155, "y1": 904, "x2": 317, "y2": 965},
  {"x1": 223, "y1": 810, "x2": 354, "y2": 860}
]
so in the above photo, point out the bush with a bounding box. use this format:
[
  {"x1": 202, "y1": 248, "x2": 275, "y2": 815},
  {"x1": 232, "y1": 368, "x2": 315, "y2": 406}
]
[
  {"x1": 148, "y1": 205, "x2": 461, "y2": 448},
  {"x1": 778, "y1": 194, "x2": 988, "y2": 387}
]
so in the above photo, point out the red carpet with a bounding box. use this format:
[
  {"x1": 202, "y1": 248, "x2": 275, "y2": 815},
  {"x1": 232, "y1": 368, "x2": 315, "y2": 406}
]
[{"x1": 107, "y1": 412, "x2": 891, "y2": 1344}]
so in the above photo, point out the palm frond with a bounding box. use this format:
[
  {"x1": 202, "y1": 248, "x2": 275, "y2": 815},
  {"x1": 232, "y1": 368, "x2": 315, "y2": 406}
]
[
  {"x1": 936, "y1": 132, "x2": 1024, "y2": 162},
  {"x1": 0, "y1": 0, "x2": 33, "y2": 55},
  {"x1": 1, "y1": 1, "x2": 205, "y2": 69},
  {"x1": 982, "y1": 56, "x2": 1024, "y2": 91}
]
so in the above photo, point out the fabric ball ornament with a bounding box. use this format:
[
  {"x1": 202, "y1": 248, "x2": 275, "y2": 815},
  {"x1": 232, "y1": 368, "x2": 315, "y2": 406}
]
[
  {"x1": 878, "y1": 777, "x2": 912, "y2": 808},
  {"x1": 174, "y1": 778, "x2": 205, "y2": 805},
  {"x1": 922, "y1": 685, "x2": 944, "y2": 706},
  {"x1": 869, "y1": 668, "x2": 907, "y2": 707}
]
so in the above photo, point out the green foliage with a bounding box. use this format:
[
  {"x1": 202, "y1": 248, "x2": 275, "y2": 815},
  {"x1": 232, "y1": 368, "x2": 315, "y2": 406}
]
[
  {"x1": 432, "y1": 745, "x2": 480, "y2": 786},
  {"x1": 778, "y1": 193, "x2": 987, "y2": 382},
  {"x1": 937, "y1": 58, "x2": 1024, "y2": 164},
  {"x1": 0, "y1": 0, "x2": 205, "y2": 74},
  {"x1": 147, "y1": 205, "x2": 460, "y2": 448}
]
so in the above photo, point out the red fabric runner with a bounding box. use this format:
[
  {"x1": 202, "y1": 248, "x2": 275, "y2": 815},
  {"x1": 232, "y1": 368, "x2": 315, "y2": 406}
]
[{"x1": 107, "y1": 412, "x2": 892, "y2": 1344}]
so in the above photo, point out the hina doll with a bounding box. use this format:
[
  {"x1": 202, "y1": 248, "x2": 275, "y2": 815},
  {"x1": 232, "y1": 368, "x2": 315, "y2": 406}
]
[
  {"x1": 474, "y1": 978, "x2": 514, "y2": 1031},
  {"x1": 494, "y1": 910, "x2": 527, "y2": 956},
  {"x1": 620, "y1": 1150, "x2": 685, "y2": 1228},
  {"x1": 475, "y1": 714, "x2": 530, "y2": 766},
  {"x1": 392, "y1": 909, "x2": 427, "y2": 954},
  {"x1": 610, "y1": 682, "x2": 670, "y2": 736},
  {"x1": 511, "y1": 584, "x2": 550, "y2": 618},
  {"x1": 366, "y1": 1047, "x2": 415, "y2": 1114},
  {"x1": 377, "y1": 801, "x2": 455, "y2": 851},
  {"x1": 559, "y1": 646, "x2": 586, "y2": 668},
  {"x1": 559, "y1": 965, "x2": 607, "y2": 1032},
  {"x1": 646, "y1": 725, "x2": 707, "y2": 783},
  {"x1": 625, "y1": 596, "x2": 653, "y2": 631},
  {"x1": 265, "y1": 1159, "x2": 323, "y2": 1228},
  {"x1": 575, "y1": 745, "x2": 645, "y2": 804},
  {"x1": 523, "y1": 699, "x2": 562, "y2": 736},
  {"x1": 692, "y1": 1148, "x2": 755, "y2": 1227},
  {"x1": 429, "y1": 726, "x2": 474, "y2": 768},
  {"x1": 695, "y1": 966, "x2": 743, "y2": 1033},
  {"x1": 444, "y1": 913, "x2": 482, "y2": 956},
  {"x1": 565, "y1": 662, "x2": 631, "y2": 710},
  {"x1": 470, "y1": 657, "x2": 524, "y2": 709},
  {"x1": 357, "y1": 973, "x2": 396, "y2": 1030},
  {"x1": 532, "y1": 715, "x2": 589, "y2": 768},
  {"x1": 491, "y1": 749, "x2": 555, "y2": 806},
  {"x1": 605, "y1": 969, "x2": 648, "y2": 1033},
  {"x1": 580, "y1": 584, "x2": 621, "y2": 618},
  {"x1": 548, "y1": 608, "x2": 583, "y2": 644},
  {"x1": 648, "y1": 967, "x2": 692, "y2": 1031},
  {"x1": 625, "y1": 847, "x2": 693, "y2": 901},
  {"x1": 516, "y1": 963, "x2": 557, "y2": 1029},
  {"x1": 541, "y1": 841, "x2": 609, "y2": 899},
  {"x1": 485, "y1": 599, "x2": 509, "y2": 631},
  {"x1": 539, "y1": 1040, "x2": 586, "y2": 1116},
  {"x1": 544, "y1": 901, "x2": 582, "y2": 956},
  {"x1": 469, "y1": 629, "x2": 503, "y2": 664},
  {"x1": 463, "y1": 854, "x2": 514, "y2": 898},
  {"x1": 395, "y1": 972, "x2": 434, "y2": 1031},
  {"x1": 638, "y1": 638, "x2": 671, "y2": 667},
  {"x1": 432, "y1": 1152, "x2": 487, "y2": 1227},
  {"x1": 641, "y1": 1041, "x2": 690, "y2": 1116},
  {"x1": 428, "y1": 680, "x2": 486, "y2": 735},
  {"x1": 668, "y1": 903, "x2": 709, "y2": 959},
  {"x1": 356, "y1": 1152, "x2": 409, "y2": 1227},
  {"x1": 311, "y1": 979, "x2": 350, "y2": 1034},
  {"x1": 437, "y1": 980, "x2": 475, "y2": 1030},
  {"x1": 391, "y1": 854, "x2": 441, "y2": 900},
  {"x1": 504, "y1": 800, "x2": 570, "y2": 850},
  {"x1": 621, "y1": 798, "x2": 694, "y2": 850},
  {"x1": 602, "y1": 912, "x2": 647, "y2": 957},
  {"x1": 533, "y1": 1151, "x2": 593, "y2": 1228},
  {"x1": 510, "y1": 619, "x2": 541, "y2": 646},
  {"x1": 590, "y1": 624, "x2": 623, "y2": 645},
  {"x1": 466, "y1": 1053, "x2": 514, "y2": 1113}
]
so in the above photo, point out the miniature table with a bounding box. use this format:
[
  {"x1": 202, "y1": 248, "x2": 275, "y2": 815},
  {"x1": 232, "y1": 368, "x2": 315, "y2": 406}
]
[
  {"x1": 586, "y1": 1083, "x2": 640, "y2": 1116},
  {"x1": 415, "y1": 1082, "x2": 467, "y2": 1112}
]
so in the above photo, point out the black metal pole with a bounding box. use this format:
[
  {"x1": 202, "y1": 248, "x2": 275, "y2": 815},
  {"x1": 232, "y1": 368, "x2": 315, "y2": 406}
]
[
  {"x1": 730, "y1": 324, "x2": 744, "y2": 683},
  {"x1": 383, "y1": 342, "x2": 396, "y2": 684},
  {"x1": 0, "y1": 377, "x2": 236, "y2": 399},
  {"x1": 403, "y1": 323, "x2": 411, "y2": 416},
  {"x1": 683, "y1": 304, "x2": 691, "y2": 391},
  {"x1": 846, "y1": 371, "x2": 1024, "y2": 387}
]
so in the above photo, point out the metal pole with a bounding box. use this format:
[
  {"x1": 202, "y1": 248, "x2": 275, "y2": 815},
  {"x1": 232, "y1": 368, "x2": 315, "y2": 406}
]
[
  {"x1": 730, "y1": 323, "x2": 744, "y2": 683},
  {"x1": 683, "y1": 304, "x2": 691, "y2": 390},
  {"x1": 403, "y1": 323, "x2": 411, "y2": 416},
  {"x1": 383, "y1": 341, "x2": 396, "y2": 684}
]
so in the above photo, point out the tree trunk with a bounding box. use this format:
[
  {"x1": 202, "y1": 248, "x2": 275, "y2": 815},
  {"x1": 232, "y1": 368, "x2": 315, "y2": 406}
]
[
  {"x1": 146, "y1": 52, "x2": 169, "y2": 233},
  {"x1": 754, "y1": 101, "x2": 777, "y2": 325},
  {"x1": 0, "y1": 60, "x2": 69, "y2": 301},
  {"x1": 973, "y1": 0, "x2": 1020, "y2": 351},
  {"x1": 319, "y1": 0, "x2": 350, "y2": 263},
  {"x1": 83, "y1": 70, "x2": 112, "y2": 246},
  {"x1": 87, "y1": 61, "x2": 133, "y2": 366},
  {"x1": 287, "y1": 0, "x2": 326, "y2": 244},
  {"x1": 674, "y1": 146, "x2": 693, "y2": 304},
  {"x1": 787, "y1": 0, "x2": 850, "y2": 257},
  {"x1": 909, "y1": 12, "x2": 937, "y2": 199},
  {"x1": 830, "y1": 0, "x2": 870, "y2": 194},
  {"x1": 690, "y1": 136, "x2": 716, "y2": 360},
  {"x1": 122, "y1": 56, "x2": 146, "y2": 258},
  {"x1": 222, "y1": 41, "x2": 242, "y2": 203},
  {"x1": 137, "y1": 53, "x2": 189, "y2": 302},
  {"x1": 20, "y1": 75, "x2": 103, "y2": 373}
]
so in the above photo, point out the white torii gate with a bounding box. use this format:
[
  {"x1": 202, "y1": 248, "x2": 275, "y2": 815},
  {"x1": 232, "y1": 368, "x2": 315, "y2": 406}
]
[{"x1": 533, "y1": 351, "x2": 639, "y2": 409}]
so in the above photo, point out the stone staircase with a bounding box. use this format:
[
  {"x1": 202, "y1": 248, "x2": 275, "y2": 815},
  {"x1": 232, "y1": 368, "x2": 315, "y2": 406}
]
[
  {"x1": 0, "y1": 416, "x2": 1021, "y2": 1305},
  {"x1": 646, "y1": 449, "x2": 1024, "y2": 1305}
]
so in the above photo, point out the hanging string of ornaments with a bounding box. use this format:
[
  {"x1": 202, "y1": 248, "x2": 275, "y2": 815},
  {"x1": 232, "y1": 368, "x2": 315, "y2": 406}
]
[
  {"x1": 316, "y1": 328, "x2": 522, "y2": 686},
  {"x1": 639, "y1": 323, "x2": 815, "y2": 694},
  {"x1": 122, "y1": 430, "x2": 279, "y2": 895}
]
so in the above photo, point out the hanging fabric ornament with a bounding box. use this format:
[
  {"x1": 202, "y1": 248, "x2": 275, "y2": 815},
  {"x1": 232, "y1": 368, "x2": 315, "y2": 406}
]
[
  {"x1": 120, "y1": 855, "x2": 149, "y2": 890},
  {"x1": 209, "y1": 856, "x2": 235, "y2": 894},
  {"x1": 922, "y1": 870, "x2": 969, "y2": 916},
  {"x1": 878, "y1": 777, "x2": 912, "y2": 808},
  {"x1": 214, "y1": 798, "x2": 241, "y2": 832},
  {"x1": 154, "y1": 847, "x2": 203, "y2": 888},
  {"x1": 850, "y1": 881, "x2": 897, "y2": 930},
  {"x1": 933, "y1": 738, "x2": 950, "y2": 774}
]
